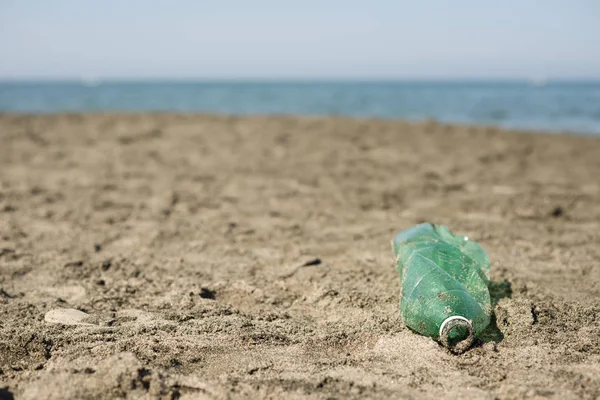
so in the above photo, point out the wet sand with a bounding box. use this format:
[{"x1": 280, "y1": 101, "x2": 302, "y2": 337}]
[{"x1": 1, "y1": 113, "x2": 600, "y2": 399}]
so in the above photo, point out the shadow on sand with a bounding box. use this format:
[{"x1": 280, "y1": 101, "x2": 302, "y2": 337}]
[{"x1": 478, "y1": 279, "x2": 513, "y2": 344}]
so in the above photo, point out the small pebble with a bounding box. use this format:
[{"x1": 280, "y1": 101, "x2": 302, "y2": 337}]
[{"x1": 44, "y1": 308, "x2": 95, "y2": 326}]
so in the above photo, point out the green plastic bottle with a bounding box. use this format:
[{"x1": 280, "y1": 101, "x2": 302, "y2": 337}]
[{"x1": 392, "y1": 223, "x2": 492, "y2": 353}]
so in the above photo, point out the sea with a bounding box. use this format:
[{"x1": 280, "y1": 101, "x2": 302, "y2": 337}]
[{"x1": 1, "y1": 80, "x2": 600, "y2": 135}]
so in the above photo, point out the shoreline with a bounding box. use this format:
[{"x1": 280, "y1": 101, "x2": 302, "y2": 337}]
[
  {"x1": 2, "y1": 80, "x2": 600, "y2": 135},
  {"x1": 2, "y1": 111, "x2": 600, "y2": 138}
]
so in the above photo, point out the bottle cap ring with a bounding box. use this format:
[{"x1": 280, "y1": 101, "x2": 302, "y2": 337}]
[{"x1": 439, "y1": 316, "x2": 474, "y2": 353}]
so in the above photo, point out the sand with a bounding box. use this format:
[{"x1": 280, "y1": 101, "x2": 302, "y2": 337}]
[{"x1": 1, "y1": 113, "x2": 599, "y2": 399}]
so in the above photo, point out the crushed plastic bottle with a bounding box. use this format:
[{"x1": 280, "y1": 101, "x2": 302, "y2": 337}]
[{"x1": 392, "y1": 223, "x2": 492, "y2": 353}]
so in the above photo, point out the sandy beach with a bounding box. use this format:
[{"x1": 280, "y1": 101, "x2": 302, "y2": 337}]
[{"x1": 1, "y1": 113, "x2": 599, "y2": 399}]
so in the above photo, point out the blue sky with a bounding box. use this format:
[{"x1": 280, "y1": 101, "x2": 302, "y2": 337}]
[{"x1": 1, "y1": 0, "x2": 599, "y2": 79}]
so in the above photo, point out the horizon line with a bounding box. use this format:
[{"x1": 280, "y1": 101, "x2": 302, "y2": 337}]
[{"x1": 1, "y1": 76, "x2": 600, "y2": 83}]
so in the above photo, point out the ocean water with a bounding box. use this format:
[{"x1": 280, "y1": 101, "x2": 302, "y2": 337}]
[{"x1": 1, "y1": 81, "x2": 600, "y2": 135}]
